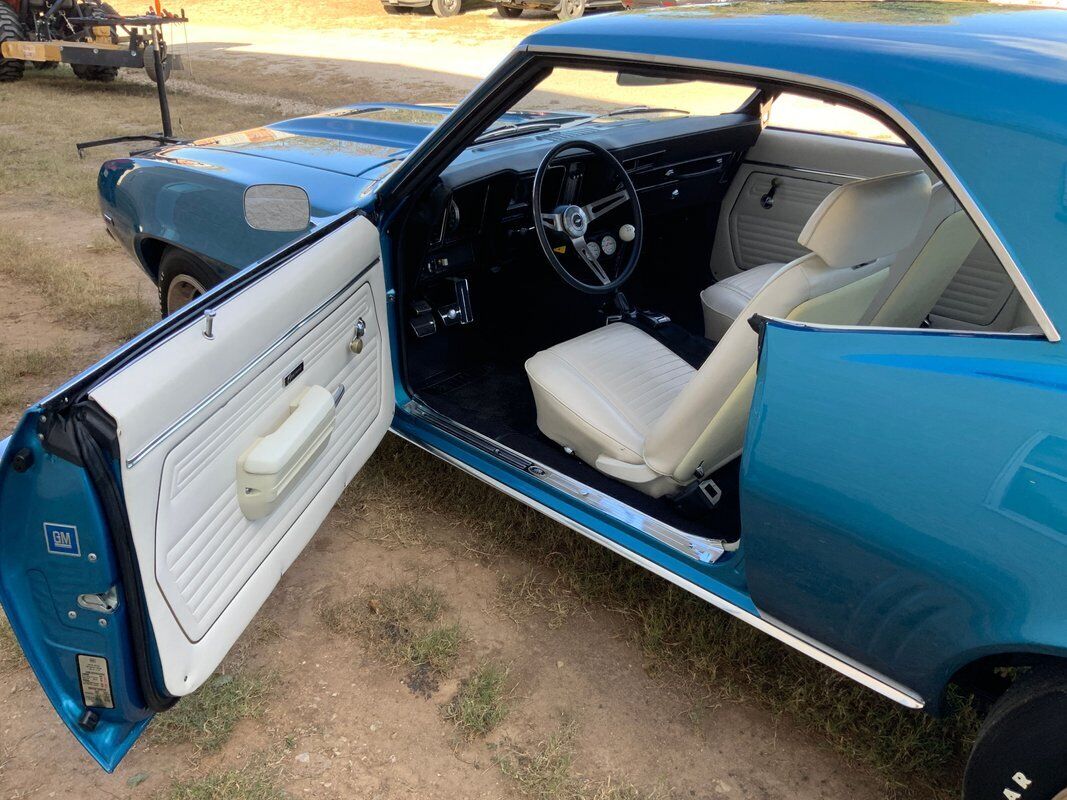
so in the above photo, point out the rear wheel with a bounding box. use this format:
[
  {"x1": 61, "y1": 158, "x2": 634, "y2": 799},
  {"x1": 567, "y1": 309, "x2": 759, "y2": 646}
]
[
  {"x1": 963, "y1": 665, "x2": 1067, "y2": 800},
  {"x1": 496, "y1": 5, "x2": 523, "y2": 16},
  {"x1": 556, "y1": 0, "x2": 585, "y2": 19},
  {"x1": 430, "y1": 0, "x2": 461, "y2": 16},
  {"x1": 158, "y1": 248, "x2": 220, "y2": 316},
  {"x1": 0, "y1": 3, "x2": 25, "y2": 84}
]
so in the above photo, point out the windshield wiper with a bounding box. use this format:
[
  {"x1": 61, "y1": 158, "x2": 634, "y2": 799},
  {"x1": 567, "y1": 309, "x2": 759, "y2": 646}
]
[{"x1": 474, "y1": 121, "x2": 565, "y2": 143}]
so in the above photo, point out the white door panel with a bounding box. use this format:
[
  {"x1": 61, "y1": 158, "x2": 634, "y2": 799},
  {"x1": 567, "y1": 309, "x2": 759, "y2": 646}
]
[
  {"x1": 89, "y1": 215, "x2": 392, "y2": 696},
  {"x1": 711, "y1": 129, "x2": 928, "y2": 281},
  {"x1": 710, "y1": 128, "x2": 1019, "y2": 331}
]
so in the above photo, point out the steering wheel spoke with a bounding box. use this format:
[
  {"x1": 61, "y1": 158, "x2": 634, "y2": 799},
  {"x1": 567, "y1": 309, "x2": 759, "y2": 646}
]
[
  {"x1": 583, "y1": 189, "x2": 629, "y2": 222},
  {"x1": 573, "y1": 237, "x2": 612, "y2": 286},
  {"x1": 540, "y1": 212, "x2": 564, "y2": 233}
]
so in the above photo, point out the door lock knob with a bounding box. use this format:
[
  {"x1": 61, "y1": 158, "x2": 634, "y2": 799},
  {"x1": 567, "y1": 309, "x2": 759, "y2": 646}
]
[{"x1": 349, "y1": 318, "x2": 366, "y2": 354}]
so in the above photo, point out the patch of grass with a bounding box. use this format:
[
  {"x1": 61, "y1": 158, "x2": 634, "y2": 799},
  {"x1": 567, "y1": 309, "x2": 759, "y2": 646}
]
[
  {"x1": 0, "y1": 611, "x2": 26, "y2": 674},
  {"x1": 356, "y1": 435, "x2": 980, "y2": 799},
  {"x1": 319, "y1": 581, "x2": 461, "y2": 694},
  {"x1": 497, "y1": 572, "x2": 579, "y2": 630},
  {"x1": 0, "y1": 346, "x2": 74, "y2": 413},
  {"x1": 445, "y1": 661, "x2": 511, "y2": 739},
  {"x1": 498, "y1": 718, "x2": 665, "y2": 800},
  {"x1": 148, "y1": 671, "x2": 272, "y2": 753},
  {"x1": 0, "y1": 231, "x2": 156, "y2": 342},
  {"x1": 158, "y1": 761, "x2": 287, "y2": 800}
]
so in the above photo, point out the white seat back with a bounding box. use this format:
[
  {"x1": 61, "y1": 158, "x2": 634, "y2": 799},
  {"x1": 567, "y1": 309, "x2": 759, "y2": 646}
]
[{"x1": 644, "y1": 171, "x2": 933, "y2": 482}]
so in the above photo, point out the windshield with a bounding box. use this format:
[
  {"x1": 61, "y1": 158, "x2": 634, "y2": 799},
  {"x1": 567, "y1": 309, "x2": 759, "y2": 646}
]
[{"x1": 480, "y1": 67, "x2": 755, "y2": 141}]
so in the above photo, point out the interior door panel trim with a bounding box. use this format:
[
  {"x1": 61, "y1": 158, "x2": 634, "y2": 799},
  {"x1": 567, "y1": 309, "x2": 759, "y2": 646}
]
[
  {"x1": 744, "y1": 159, "x2": 862, "y2": 180},
  {"x1": 126, "y1": 257, "x2": 380, "y2": 469}
]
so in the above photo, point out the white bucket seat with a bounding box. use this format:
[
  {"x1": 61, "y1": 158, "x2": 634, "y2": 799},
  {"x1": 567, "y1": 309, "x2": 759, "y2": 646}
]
[
  {"x1": 700, "y1": 182, "x2": 979, "y2": 341},
  {"x1": 525, "y1": 171, "x2": 932, "y2": 498}
]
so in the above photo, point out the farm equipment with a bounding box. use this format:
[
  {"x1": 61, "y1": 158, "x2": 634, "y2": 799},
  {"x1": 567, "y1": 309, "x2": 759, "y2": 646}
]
[{"x1": 0, "y1": 0, "x2": 185, "y2": 84}]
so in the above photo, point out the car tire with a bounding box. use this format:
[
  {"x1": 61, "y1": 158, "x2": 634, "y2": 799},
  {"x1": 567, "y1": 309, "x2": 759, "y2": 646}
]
[
  {"x1": 556, "y1": 0, "x2": 585, "y2": 20},
  {"x1": 158, "y1": 248, "x2": 219, "y2": 316},
  {"x1": 963, "y1": 664, "x2": 1067, "y2": 800},
  {"x1": 430, "y1": 0, "x2": 461, "y2": 16},
  {"x1": 0, "y1": 3, "x2": 26, "y2": 84},
  {"x1": 497, "y1": 5, "x2": 523, "y2": 16}
]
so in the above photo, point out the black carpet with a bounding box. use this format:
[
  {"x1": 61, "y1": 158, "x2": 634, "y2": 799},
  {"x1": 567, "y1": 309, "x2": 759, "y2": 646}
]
[{"x1": 418, "y1": 363, "x2": 740, "y2": 541}]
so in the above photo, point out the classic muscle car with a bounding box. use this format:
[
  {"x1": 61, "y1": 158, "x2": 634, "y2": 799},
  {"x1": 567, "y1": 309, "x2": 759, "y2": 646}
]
[{"x1": 3, "y1": 4, "x2": 1067, "y2": 797}]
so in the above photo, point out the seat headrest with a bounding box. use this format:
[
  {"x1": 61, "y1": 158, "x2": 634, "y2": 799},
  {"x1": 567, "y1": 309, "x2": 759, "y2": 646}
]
[{"x1": 798, "y1": 171, "x2": 933, "y2": 269}]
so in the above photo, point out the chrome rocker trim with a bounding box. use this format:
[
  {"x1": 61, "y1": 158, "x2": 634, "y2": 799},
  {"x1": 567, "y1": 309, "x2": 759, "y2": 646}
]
[
  {"x1": 395, "y1": 402, "x2": 925, "y2": 711},
  {"x1": 405, "y1": 398, "x2": 730, "y2": 565}
]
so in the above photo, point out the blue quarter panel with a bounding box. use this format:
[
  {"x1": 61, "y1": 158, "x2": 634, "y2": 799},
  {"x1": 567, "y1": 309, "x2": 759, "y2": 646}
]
[
  {"x1": 742, "y1": 321, "x2": 1067, "y2": 709},
  {"x1": 0, "y1": 412, "x2": 153, "y2": 770}
]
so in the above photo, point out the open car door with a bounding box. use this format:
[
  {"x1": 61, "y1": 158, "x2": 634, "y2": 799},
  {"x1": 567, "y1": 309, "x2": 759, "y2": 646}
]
[{"x1": 0, "y1": 213, "x2": 392, "y2": 770}]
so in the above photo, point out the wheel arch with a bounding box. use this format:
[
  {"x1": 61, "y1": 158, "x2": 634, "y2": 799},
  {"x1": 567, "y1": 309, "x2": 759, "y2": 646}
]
[{"x1": 940, "y1": 648, "x2": 1067, "y2": 716}]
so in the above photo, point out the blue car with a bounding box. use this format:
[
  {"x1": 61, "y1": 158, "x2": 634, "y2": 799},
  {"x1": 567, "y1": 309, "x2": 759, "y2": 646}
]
[{"x1": 2, "y1": 3, "x2": 1067, "y2": 797}]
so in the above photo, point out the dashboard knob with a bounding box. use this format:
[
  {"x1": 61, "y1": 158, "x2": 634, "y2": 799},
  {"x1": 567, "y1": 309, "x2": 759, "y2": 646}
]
[{"x1": 619, "y1": 224, "x2": 636, "y2": 243}]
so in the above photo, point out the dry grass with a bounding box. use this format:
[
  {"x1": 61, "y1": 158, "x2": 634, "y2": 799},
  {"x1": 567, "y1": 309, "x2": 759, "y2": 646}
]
[
  {"x1": 0, "y1": 346, "x2": 73, "y2": 414},
  {"x1": 445, "y1": 661, "x2": 511, "y2": 739},
  {"x1": 0, "y1": 611, "x2": 26, "y2": 674},
  {"x1": 158, "y1": 755, "x2": 287, "y2": 800},
  {"x1": 497, "y1": 718, "x2": 668, "y2": 800},
  {"x1": 353, "y1": 435, "x2": 981, "y2": 800},
  {"x1": 0, "y1": 231, "x2": 156, "y2": 342},
  {"x1": 497, "y1": 572, "x2": 580, "y2": 630},
  {"x1": 0, "y1": 70, "x2": 275, "y2": 212},
  {"x1": 148, "y1": 671, "x2": 274, "y2": 753},
  {"x1": 319, "y1": 581, "x2": 462, "y2": 693}
]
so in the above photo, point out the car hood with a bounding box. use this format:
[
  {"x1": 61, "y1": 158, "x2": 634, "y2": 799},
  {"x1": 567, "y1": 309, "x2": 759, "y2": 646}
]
[{"x1": 188, "y1": 103, "x2": 453, "y2": 178}]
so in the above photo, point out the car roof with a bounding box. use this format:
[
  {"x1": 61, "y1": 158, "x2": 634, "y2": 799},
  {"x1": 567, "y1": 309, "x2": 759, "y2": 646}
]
[{"x1": 522, "y1": 2, "x2": 1067, "y2": 336}]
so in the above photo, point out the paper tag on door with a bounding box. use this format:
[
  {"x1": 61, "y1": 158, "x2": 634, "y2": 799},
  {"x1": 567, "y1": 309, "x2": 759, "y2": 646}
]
[{"x1": 77, "y1": 654, "x2": 115, "y2": 709}]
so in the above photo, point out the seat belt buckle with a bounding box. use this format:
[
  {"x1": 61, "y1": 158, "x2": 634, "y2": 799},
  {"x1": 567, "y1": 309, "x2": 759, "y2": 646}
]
[{"x1": 699, "y1": 477, "x2": 722, "y2": 508}]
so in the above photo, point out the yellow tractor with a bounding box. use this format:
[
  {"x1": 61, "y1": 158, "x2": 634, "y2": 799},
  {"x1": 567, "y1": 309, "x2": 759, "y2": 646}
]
[{"x1": 0, "y1": 0, "x2": 184, "y2": 83}]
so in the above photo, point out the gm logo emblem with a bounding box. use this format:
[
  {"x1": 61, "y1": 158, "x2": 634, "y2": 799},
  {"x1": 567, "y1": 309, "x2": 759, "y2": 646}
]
[{"x1": 44, "y1": 523, "x2": 81, "y2": 558}]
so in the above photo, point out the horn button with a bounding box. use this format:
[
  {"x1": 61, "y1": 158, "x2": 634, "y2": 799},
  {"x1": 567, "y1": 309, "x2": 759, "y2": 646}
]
[{"x1": 561, "y1": 205, "x2": 589, "y2": 238}]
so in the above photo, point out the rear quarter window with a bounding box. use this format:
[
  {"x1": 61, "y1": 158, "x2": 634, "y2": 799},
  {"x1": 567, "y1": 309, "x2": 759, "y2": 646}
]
[{"x1": 768, "y1": 93, "x2": 902, "y2": 144}]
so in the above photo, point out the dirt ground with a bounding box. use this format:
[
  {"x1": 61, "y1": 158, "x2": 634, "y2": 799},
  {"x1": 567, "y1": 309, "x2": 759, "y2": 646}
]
[{"x1": 0, "y1": 4, "x2": 974, "y2": 799}]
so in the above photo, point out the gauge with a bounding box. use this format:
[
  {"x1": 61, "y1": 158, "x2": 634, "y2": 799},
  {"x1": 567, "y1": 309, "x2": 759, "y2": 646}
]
[
  {"x1": 586, "y1": 240, "x2": 602, "y2": 260},
  {"x1": 601, "y1": 235, "x2": 617, "y2": 256}
]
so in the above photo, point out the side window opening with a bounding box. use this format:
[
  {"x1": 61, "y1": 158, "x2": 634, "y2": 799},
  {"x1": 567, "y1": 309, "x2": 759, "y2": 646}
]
[{"x1": 768, "y1": 92, "x2": 902, "y2": 144}]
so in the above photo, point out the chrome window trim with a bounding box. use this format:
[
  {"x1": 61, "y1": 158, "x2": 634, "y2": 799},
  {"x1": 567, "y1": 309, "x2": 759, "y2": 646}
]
[
  {"x1": 523, "y1": 44, "x2": 1059, "y2": 343},
  {"x1": 391, "y1": 426, "x2": 925, "y2": 710}
]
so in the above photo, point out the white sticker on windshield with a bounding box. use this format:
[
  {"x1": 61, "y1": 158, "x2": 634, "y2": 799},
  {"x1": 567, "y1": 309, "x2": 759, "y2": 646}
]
[{"x1": 77, "y1": 654, "x2": 115, "y2": 709}]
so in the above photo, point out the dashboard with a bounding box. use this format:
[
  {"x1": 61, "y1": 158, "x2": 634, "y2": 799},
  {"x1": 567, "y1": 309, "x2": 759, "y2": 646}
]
[{"x1": 404, "y1": 112, "x2": 762, "y2": 338}]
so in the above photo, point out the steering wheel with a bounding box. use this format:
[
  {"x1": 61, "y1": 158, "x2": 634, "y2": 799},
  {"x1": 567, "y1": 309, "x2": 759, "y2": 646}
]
[{"x1": 532, "y1": 140, "x2": 643, "y2": 294}]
